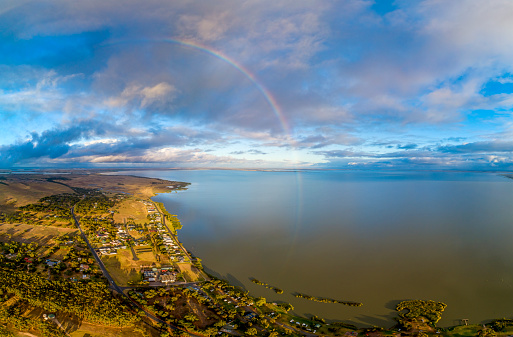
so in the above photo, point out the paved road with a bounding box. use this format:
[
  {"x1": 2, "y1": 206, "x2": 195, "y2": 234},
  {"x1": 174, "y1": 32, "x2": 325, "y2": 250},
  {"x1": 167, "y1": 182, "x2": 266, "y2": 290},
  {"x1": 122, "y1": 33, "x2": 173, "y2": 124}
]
[
  {"x1": 129, "y1": 245, "x2": 139, "y2": 261},
  {"x1": 153, "y1": 202, "x2": 194, "y2": 263},
  {"x1": 71, "y1": 207, "x2": 118, "y2": 289},
  {"x1": 70, "y1": 206, "x2": 197, "y2": 335}
]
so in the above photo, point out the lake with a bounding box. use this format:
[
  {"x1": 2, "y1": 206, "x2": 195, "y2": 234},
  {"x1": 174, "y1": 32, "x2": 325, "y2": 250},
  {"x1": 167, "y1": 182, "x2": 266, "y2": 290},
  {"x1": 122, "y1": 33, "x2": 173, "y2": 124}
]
[{"x1": 108, "y1": 169, "x2": 513, "y2": 327}]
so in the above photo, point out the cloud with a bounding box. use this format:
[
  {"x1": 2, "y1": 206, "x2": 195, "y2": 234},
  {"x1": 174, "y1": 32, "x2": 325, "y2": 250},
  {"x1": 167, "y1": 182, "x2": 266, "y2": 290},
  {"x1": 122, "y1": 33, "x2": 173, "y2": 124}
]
[
  {"x1": 3, "y1": 1, "x2": 513, "y2": 169},
  {"x1": 437, "y1": 140, "x2": 513, "y2": 154},
  {"x1": 248, "y1": 149, "x2": 267, "y2": 155},
  {"x1": 63, "y1": 147, "x2": 285, "y2": 168},
  {"x1": 106, "y1": 82, "x2": 177, "y2": 109},
  {"x1": 0, "y1": 121, "x2": 105, "y2": 167},
  {"x1": 396, "y1": 143, "x2": 418, "y2": 150}
]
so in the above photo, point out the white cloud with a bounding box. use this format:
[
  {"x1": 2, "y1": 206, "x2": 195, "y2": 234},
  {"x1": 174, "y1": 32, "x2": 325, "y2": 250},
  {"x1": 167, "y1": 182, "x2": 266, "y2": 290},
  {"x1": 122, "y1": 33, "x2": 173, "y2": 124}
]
[{"x1": 106, "y1": 82, "x2": 177, "y2": 109}]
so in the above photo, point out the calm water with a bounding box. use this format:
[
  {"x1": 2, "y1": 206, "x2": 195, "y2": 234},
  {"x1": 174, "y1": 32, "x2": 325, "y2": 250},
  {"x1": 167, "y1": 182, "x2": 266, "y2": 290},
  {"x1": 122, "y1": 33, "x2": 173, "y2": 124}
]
[{"x1": 109, "y1": 170, "x2": 513, "y2": 327}]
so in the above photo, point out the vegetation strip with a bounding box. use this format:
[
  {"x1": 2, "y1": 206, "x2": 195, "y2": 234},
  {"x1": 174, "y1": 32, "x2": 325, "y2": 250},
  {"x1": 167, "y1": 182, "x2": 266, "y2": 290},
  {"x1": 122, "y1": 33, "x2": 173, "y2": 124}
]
[
  {"x1": 293, "y1": 292, "x2": 363, "y2": 307},
  {"x1": 250, "y1": 278, "x2": 284, "y2": 294}
]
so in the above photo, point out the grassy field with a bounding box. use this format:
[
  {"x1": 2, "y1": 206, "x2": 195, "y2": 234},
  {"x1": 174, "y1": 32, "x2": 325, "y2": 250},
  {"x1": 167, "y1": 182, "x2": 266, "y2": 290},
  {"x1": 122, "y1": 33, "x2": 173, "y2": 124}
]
[
  {"x1": 113, "y1": 199, "x2": 148, "y2": 224},
  {"x1": 177, "y1": 263, "x2": 202, "y2": 282},
  {"x1": 128, "y1": 229, "x2": 146, "y2": 240},
  {"x1": 59, "y1": 174, "x2": 186, "y2": 198},
  {"x1": 69, "y1": 325, "x2": 146, "y2": 337},
  {"x1": 0, "y1": 173, "x2": 188, "y2": 213},
  {"x1": 0, "y1": 223, "x2": 78, "y2": 245},
  {"x1": 0, "y1": 179, "x2": 74, "y2": 212},
  {"x1": 101, "y1": 247, "x2": 158, "y2": 285},
  {"x1": 101, "y1": 254, "x2": 142, "y2": 286}
]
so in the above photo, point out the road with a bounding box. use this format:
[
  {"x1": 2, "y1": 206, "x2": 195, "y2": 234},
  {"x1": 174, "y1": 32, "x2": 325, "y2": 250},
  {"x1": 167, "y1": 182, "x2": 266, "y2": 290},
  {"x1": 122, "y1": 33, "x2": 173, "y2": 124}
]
[
  {"x1": 70, "y1": 206, "x2": 199, "y2": 335},
  {"x1": 51, "y1": 318, "x2": 71, "y2": 337},
  {"x1": 153, "y1": 202, "x2": 194, "y2": 263}
]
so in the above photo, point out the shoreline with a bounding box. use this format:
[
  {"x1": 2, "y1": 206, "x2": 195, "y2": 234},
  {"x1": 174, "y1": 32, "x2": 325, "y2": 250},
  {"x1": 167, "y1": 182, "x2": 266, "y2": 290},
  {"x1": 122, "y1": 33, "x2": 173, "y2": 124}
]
[
  {"x1": 143, "y1": 171, "x2": 513, "y2": 331},
  {"x1": 1, "y1": 170, "x2": 512, "y2": 336}
]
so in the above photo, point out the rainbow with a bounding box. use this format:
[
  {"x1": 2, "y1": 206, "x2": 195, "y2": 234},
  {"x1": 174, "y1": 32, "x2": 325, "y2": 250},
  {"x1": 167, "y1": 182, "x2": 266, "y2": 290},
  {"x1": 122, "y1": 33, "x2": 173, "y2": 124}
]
[{"x1": 100, "y1": 38, "x2": 290, "y2": 135}]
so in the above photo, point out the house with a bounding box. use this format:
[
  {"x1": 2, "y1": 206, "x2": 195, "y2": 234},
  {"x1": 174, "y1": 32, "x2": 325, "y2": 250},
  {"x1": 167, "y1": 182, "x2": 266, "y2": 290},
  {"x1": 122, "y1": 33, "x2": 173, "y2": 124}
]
[
  {"x1": 80, "y1": 264, "x2": 90, "y2": 271},
  {"x1": 46, "y1": 259, "x2": 60, "y2": 267},
  {"x1": 160, "y1": 274, "x2": 176, "y2": 284},
  {"x1": 43, "y1": 313, "x2": 56, "y2": 320},
  {"x1": 243, "y1": 312, "x2": 257, "y2": 321},
  {"x1": 142, "y1": 270, "x2": 156, "y2": 279}
]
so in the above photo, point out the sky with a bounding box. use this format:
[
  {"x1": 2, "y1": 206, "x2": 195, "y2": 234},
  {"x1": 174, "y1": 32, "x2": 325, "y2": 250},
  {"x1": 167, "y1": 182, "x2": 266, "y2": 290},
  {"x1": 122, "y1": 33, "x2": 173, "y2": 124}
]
[{"x1": 2, "y1": 0, "x2": 513, "y2": 170}]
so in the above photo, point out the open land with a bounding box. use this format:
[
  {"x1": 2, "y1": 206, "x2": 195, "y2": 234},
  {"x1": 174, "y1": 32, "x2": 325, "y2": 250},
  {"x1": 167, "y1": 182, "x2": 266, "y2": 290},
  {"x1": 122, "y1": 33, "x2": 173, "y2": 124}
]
[{"x1": 1, "y1": 170, "x2": 511, "y2": 337}]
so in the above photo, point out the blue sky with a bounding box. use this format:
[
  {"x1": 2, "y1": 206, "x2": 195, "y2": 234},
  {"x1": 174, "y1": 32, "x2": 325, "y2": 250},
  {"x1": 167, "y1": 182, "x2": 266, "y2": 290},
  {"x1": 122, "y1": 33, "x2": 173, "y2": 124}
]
[{"x1": 2, "y1": 0, "x2": 513, "y2": 170}]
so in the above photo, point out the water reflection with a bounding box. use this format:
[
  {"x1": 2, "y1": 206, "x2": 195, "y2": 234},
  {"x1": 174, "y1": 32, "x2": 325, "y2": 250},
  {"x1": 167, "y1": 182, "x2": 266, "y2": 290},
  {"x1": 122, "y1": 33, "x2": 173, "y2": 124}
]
[{"x1": 110, "y1": 170, "x2": 513, "y2": 327}]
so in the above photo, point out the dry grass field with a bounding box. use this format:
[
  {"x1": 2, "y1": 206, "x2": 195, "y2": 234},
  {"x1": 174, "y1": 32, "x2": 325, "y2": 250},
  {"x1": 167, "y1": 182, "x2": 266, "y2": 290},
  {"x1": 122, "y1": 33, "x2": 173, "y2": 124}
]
[
  {"x1": 113, "y1": 199, "x2": 148, "y2": 224},
  {"x1": 101, "y1": 247, "x2": 159, "y2": 285},
  {"x1": 0, "y1": 179, "x2": 74, "y2": 212},
  {"x1": 0, "y1": 223, "x2": 77, "y2": 245},
  {"x1": 101, "y1": 254, "x2": 142, "y2": 286},
  {"x1": 177, "y1": 263, "x2": 201, "y2": 282},
  {"x1": 69, "y1": 323, "x2": 155, "y2": 337},
  {"x1": 61, "y1": 174, "x2": 186, "y2": 198},
  {"x1": 0, "y1": 172, "x2": 188, "y2": 214}
]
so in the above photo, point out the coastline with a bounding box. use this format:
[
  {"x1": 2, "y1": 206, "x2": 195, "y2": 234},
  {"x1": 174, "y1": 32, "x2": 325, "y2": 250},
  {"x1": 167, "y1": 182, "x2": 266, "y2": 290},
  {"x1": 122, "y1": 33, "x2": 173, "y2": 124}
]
[{"x1": 1, "y1": 170, "x2": 513, "y2": 336}]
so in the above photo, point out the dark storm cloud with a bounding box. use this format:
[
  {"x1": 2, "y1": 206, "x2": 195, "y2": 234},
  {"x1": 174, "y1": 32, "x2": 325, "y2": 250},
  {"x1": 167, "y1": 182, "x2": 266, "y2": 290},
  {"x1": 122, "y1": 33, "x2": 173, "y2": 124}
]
[
  {"x1": 0, "y1": 121, "x2": 106, "y2": 166},
  {"x1": 60, "y1": 126, "x2": 227, "y2": 161}
]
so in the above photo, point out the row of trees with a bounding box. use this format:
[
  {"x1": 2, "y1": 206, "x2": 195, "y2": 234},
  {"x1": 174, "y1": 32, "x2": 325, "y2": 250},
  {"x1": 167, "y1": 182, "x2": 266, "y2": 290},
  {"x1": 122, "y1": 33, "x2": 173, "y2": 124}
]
[
  {"x1": 250, "y1": 278, "x2": 283, "y2": 294},
  {"x1": 154, "y1": 202, "x2": 182, "y2": 232},
  {"x1": 294, "y1": 292, "x2": 363, "y2": 306}
]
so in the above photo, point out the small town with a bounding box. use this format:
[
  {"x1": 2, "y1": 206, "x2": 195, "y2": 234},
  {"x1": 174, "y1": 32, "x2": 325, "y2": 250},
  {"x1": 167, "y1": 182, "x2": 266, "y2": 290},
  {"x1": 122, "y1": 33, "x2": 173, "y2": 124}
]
[
  {"x1": 1, "y1": 173, "x2": 511, "y2": 337},
  {"x1": 86, "y1": 197, "x2": 197, "y2": 285}
]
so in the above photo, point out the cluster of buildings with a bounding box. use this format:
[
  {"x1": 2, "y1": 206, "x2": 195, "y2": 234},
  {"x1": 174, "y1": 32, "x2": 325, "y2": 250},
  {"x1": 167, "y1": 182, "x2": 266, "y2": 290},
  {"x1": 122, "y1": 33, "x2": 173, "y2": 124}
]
[
  {"x1": 46, "y1": 259, "x2": 60, "y2": 267},
  {"x1": 143, "y1": 200, "x2": 157, "y2": 214},
  {"x1": 97, "y1": 247, "x2": 116, "y2": 255},
  {"x1": 143, "y1": 201, "x2": 185, "y2": 260},
  {"x1": 141, "y1": 267, "x2": 177, "y2": 284}
]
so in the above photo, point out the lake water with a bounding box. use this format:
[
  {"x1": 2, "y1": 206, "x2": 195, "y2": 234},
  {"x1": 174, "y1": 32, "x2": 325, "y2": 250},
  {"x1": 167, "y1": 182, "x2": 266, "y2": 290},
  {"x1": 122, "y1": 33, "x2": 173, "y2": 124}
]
[{"x1": 109, "y1": 169, "x2": 513, "y2": 327}]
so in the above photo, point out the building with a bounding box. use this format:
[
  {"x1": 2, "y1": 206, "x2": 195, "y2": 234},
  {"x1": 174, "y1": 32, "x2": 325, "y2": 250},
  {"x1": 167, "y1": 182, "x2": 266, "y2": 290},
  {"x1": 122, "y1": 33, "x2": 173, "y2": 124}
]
[
  {"x1": 160, "y1": 274, "x2": 176, "y2": 284},
  {"x1": 46, "y1": 259, "x2": 60, "y2": 267}
]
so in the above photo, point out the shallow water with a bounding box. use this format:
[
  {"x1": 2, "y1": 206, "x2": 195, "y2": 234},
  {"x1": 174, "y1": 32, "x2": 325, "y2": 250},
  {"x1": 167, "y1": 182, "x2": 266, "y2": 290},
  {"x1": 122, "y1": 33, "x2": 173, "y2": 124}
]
[{"x1": 109, "y1": 170, "x2": 513, "y2": 327}]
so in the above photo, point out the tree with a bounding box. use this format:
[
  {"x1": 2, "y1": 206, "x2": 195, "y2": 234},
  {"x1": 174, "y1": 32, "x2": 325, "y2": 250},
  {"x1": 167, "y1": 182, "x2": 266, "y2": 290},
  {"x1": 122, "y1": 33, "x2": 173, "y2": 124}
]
[
  {"x1": 245, "y1": 327, "x2": 258, "y2": 336},
  {"x1": 255, "y1": 297, "x2": 266, "y2": 307},
  {"x1": 184, "y1": 313, "x2": 198, "y2": 322},
  {"x1": 396, "y1": 300, "x2": 447, "y2": 324}
]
